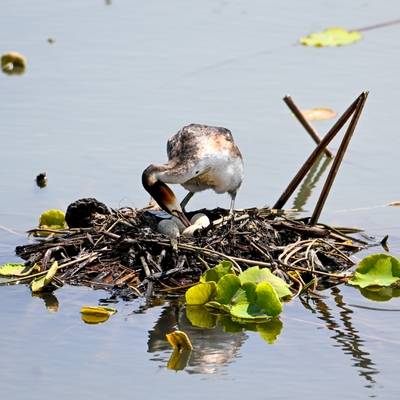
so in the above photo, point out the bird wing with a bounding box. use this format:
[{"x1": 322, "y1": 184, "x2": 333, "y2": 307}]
[
  {"x1": 163, "y1": 124, "x2": 241, "y2": 185},
  {"x1": 167, "y1": 124, "x2": 236, "y2": 159}
]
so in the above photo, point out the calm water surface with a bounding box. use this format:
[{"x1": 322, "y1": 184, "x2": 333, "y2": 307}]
[{"x1": 1, "y1": 1, "x2": 399, "y2": 399}]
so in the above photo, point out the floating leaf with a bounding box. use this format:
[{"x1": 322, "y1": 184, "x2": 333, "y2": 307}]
[
  {"x1": 1, "y1": 51, "x2": 26, "y2": 75},
  {"x1": 80, "y1": 305, "x2": 117, "y2": 324},
  {"x1": 230, "y1": 303, "x2": 271, "y2": 322},
  {"x1": 300, "y1": 27, "x2": 362, "y2": 47},
  {"x1": 301, "y1": 108, "x2": 337, "y2": 121},
  {"x1": 185, "y1": 281, "x2": 216, "y2": 305},
  {"x1": 166, "y1": 330, "x2": 193, "y2": 350},
  {"x1": 200, "y1": 260, "x2": 233, "y2": 283},
  {"x1": 39, "y1": 209, "x2": 66, "y2": 229},
  {"x1": 215, "y1": 274, "x2": 242, "y2": 304},
  {"x1": 231, "y1": 282, "x2": 257, "y2": 305},
  {"x1": 186, "y1": 305, "x2": 217, "y2": 329},
  {"x1": 30, "y1": 261, "x2": 58, "y2": 293},
  {"x1": 185, "y1": 263, "x2": 284, "y2": 325},
  {"x1": 239, "y1": 266, "x2": 291, "y2": 299},
  {"x1": 256, "y1": 282, "x2": 282, "y2": 317},
  {"x1": 205, "y1": 301, "x2": 230, "y2": 313},
  {"x1": 257, "y1": 319, "x2": 283, "y2": 344},
  {"x1": 228, "y1": 282, "x2": 283, "y2": 321},
  {"x1": 0, "y1": 263, "x2": 39, "y2": 277},
  {"x1": 348, "y1": 254, "x2": 400, "y2": 288},
  {"x1": 35, "y1": 209, "x2": 67, "y2": 236}
]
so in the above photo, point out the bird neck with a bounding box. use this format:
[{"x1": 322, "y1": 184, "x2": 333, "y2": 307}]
[
  {"x1": 142, "y1": 164, "x2": 182, "y2": 214},
  {"x1": 142, "y1": 162, "x2": 176, "y2": 186}
]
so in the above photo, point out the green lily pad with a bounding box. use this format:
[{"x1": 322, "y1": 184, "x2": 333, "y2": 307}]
[
  {"x1": 348, "y1": 254, "x2": 400, "y2": 288},
  {"x1": 200, "y1": 260, "x2": 233, "y2": 283},
  {"x1": 39, "y1": 209, "x2": 66, "y2": 226},
  {"x1": 166, "y1": 330, "x2": 193, "y2": 350},
  {"x1": 230, "y1": 303, "x2": 271, "y2": 322},
  {"x1": 30, "y1": 261, "x2": 58, "y2": 293},
  {"x1": 185, "y1": 305, "x2": 217, "y2": 329},
  {"x1": 228, "y1": 281, "x2": 282, "y2": 321},
  {"x1": 231, "y1": 282, "x2": 257, "y2": 305},
  {"x1": 80, "y1": 306, "x2": 117, "y2": 324},
  {"x1": 0, "y1": 263, "x2": 39, "y2": 277},
  {"x1": 39, "y1": 209, "x2": 66, "y2": 231},
  {"x1": 256, "y1": 281, "x2": 282, "y2": 317},
  {"x1": 205, "y1": 301, "x2": 230, "y2": 313},
  {"x1": 239, "y1": 266, "x2": 291, "y2": 299},
  {"x1": 215, "y1": 274, "x2": 242, "y2": 304},
  {"x1": 300, "y1": 27, "x2": 362, "y2": 47},
  {"x1": 185, "y1": 281, "x2": 216, "y2": 305}
]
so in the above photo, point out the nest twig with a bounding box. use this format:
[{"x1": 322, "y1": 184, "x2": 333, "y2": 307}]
[{"x1": 6, "y1": 205, "x2": 367, "y2": 301}]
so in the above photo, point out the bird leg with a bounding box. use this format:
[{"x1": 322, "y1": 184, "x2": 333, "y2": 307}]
[
  {"x1": 229, "y1": 191, "x2": 237, "y2": 216},
  {"x1": 180, "y1": 191, "x2": 194, "y2": 212},
  {"x1": 227, "y1": 191, "x2": 237, "y2": 229}
]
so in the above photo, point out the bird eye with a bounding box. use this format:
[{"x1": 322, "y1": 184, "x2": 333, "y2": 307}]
[{"x1": 195, "y1": 170, "x2": 199, "y2": 174}]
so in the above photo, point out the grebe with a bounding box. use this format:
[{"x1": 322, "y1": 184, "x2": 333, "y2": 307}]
[{"x1": 142, "y1": 124, "x2": 244, "y2": 227}]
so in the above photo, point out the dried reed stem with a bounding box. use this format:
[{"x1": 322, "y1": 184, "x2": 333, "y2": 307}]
[
  {"x1": 310, "y1": 92, "x2": 369, "y2": 225},
  {"x1": 283, "y1": 95, "x2": 334, "y2": 158},
  {"x1": 273, "y1": 92, "x2": 362, "y2": 210}
]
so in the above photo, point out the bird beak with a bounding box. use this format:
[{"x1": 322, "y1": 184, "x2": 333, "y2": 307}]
[{"x1": 171, "y1": 210, "x2": 191, "y2": 228}]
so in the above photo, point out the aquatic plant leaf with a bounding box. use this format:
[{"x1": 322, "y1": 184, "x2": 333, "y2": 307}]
[
  {"x1": 257, "y1": 319, "x2": 283, "y2": 344},
  {"x1": 227, "y1": 282, "x2": 282, "y2": 321},
  {"x1": 256, "y1": 281, "x2": 283, "y2": 317},
  {"x1": 186, "y1": 305, "x2": 217, "y2": 328},
  {"x1": 200, "y1": 260, "x2": 233, "y2": 283},
  {"x1": 205, "y1": 301, "x2": 230, "y2": 313},
  {"x1": 230, "y1": 303, "x2": 271, "y2": 322},
  {"x1": 30, "y1": 261, "x2": 58, "y2": 293},
  {"x1": 185, "y1": 281, "x2": 217, "y2": 305},
  {"x1": 1, "y1": 51, "x2": 26, "y2": 75},
  {"x1": 167, "y1": 349, "x2": 192, "y2": 371},
  {"x1": 348, "y1": 254, "x2": 400, "y2": 288},
  {"x1": 166, "y1": 330, "x2": 193, "y2": 350},
  {"x1": 301, "y1": 108, "x2": 337, "y2": 121},
  {"x1": 262, "y1": 272, "x2": 292, "y2": 299},
  {"x1": 239, "y1": 266, "x2": 291, "y2": 299},
  {"x1": 39, "y1": 209, "x2": 66, "y2": 227},
  {"x1": 80, "y1": 306, "x2": 117, "y2": 324},
  {"x1": 239, "y1": 266, "x2": 268, "y2": 284},
  {"x1": 215, "y1": 274, "x2": 242, "y2": 304},
  {"x1": 0, "y1": 263, "x2": 39, "y2": 277},
  {"x1": 38, "y1": 209, "x2": 66, "y2": 234},
  {"x1": 231, "y1": 282, "x2": 257, "y2": 304},
  {"x1": 300, "y1": 27, "x2": 362, "y2": 47}
]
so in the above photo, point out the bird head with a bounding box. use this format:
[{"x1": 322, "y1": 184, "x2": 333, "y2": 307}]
[{"x1": 142, "y1": 165, "x2": 191, "y2": 227}]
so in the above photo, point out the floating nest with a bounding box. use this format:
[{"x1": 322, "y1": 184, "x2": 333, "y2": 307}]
[{"x1": 10, "y1": 198, "x2": 369, "y2": 301}]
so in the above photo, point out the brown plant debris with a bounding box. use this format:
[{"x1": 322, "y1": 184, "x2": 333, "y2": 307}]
[{"x1": 9, "y1": 199, "x2": 368, "y2": 301}]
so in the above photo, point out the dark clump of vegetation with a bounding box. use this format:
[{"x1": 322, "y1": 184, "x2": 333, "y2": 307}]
[{"x1": 12, "y1": 199, "x2": 366, "y2": 301}]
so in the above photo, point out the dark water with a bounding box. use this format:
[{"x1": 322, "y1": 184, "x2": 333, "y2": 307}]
[{"x1": 1, "y1": 1, "x2": 399, "y2": 399}]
